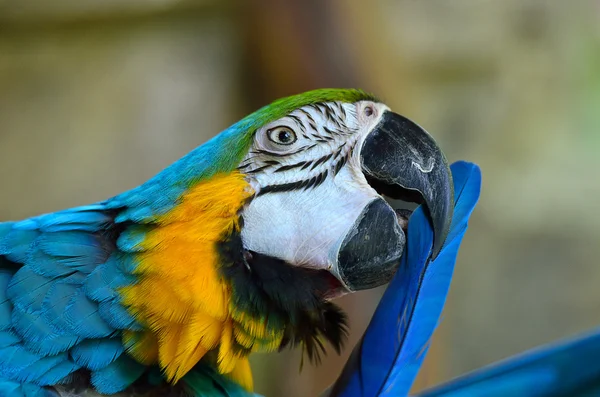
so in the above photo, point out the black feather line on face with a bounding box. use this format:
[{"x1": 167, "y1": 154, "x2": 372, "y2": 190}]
[
  {"x1": 275, "y1": 161, "x2": 308, "y2": 173},
  {"x1": 257, "y1": 169, "x2": 329, "y2": 195},
  {"x1": 217, "y1": 223, "x2": 348, "y2": 365}
]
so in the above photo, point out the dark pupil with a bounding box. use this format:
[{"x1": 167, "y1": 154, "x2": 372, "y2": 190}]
[{"x1": 278, "y1": 130, "x2": 292, "y2": 143}]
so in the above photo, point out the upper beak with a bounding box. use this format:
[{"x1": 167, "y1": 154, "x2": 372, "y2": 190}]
[
  {"x1": 361, "y1": 111, "x2": 454, "y2": 258},
  {"x1": 335, "y1": 111, "x2": 453, "y2": 291}
]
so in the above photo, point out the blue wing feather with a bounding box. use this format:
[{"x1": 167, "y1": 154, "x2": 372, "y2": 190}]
[
  {"x1": 90, "y1": 354, "x2": 145, "y2": 395},
  {"x1": 0, "y1": 331, "x2": 20, "y2": 348},
  {"x1": 331, "y1": 161, "x2": 481, "y2": 397},
  {"x1": 64, "y1": 288, "x2": 113, "y2": 338},
  {"x1": 0, "y1": 204, "x2": 146, "y2": 394},
  {"x1": 70, "y1": 338, "x2": 124, "y2": 371}
]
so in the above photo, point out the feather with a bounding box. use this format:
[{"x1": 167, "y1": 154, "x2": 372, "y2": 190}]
[
  {"x1": 330, "y1": 161, "x2": 481, "y2": 397},
  {"x1": 90, "y1": 354, "x2": 145, "y2": 395},
  {"x1": 35, "y1": 359, "x2": 80, "y2": 386},
  {"x1": 116, "y1": 226, "x2": 150, "y2": 253},
  {"x1": 7, "y1": 268, "x2": 53, "y2": 313},
  {"x1": 0, "y1": 331, "x2": 19, "y2": 348},
  {"x1": 0, "y1": 378, "x2": 21, "y2": 396},
  {"x1": 64, "y1": 288, "x2": 113, "y2": 338},
  {"x1": 97, "y1": 299, "x2": 140, "y2": 330},
  {"x1": 26, "y1": 251, "x2": 72, "y2": 278},
  {"x1": 70, "y1": 338, "x2": 124, "y2": 370},
  {"x1": 13, "y1": 355, "x2": 66, "y2": 384},
  {"x1": 84, "y1": 260, "x2": 135, "y2": 303},
  {"x1": 2, "y1": 229, "x2": 39, "y2": 264},
  {"x1": 0, "y1": 345, "x2": 42, "y2": 378},
  {"x1": 0, "y1": 222, "x2": 16, "y2": 255},
  {"x1": 11, "y1": 306, "x2": 79, "y2": 355},
  {"x1": 182, "y1": 365, "x2": 261, "y2": 397},
  {"x1": 37, "y1": 232, "x2": 103, "y2": 260},
  {"x1": 0, "y1": 378, "x2": 55, "y2": 397},
  {"x1": 0, "y1": 269, "x2": 14, "y2": 331},
  {"x1": 37, "y1": 210, "x2": 112, "y2": 232},
  {"x1": 417, "y1": 327, "x2": 600, "y2": 397}
]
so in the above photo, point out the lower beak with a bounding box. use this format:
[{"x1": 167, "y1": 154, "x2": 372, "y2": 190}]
[{"x1": 335, "y1": 111, "x2": 454, "y2": 291}]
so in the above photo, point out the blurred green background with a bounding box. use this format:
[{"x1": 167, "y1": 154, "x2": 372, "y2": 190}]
[{"x1": 1, "y1": 1, "x2": 599, "y2": 396}]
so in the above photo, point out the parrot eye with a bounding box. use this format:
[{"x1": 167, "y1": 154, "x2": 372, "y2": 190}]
[{"x1": 267, "y1": 126, "x2": 297, "y2": 146}]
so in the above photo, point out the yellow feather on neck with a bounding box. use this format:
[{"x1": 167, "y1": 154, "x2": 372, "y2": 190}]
[{"x1": 120, "y1": 171, "x2": 256, "y2": 389}]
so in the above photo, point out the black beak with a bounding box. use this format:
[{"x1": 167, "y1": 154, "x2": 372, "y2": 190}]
[{"x1": 336, "y1": 111, "x2": 453, "y2": 291}]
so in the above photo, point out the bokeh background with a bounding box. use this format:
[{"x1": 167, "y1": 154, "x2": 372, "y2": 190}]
[{"x1": 1, "y1": 1, "x2": 600, "y2": 396}]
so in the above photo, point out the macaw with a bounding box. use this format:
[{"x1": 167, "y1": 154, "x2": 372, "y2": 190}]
[{"x1": 0, "y1": 89, "x2": 455, "y2": 396}]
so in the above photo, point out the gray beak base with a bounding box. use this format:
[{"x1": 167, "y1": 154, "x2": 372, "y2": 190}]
[{"x1": 336, "y1": 111, "x2": 454, "y2": 291}]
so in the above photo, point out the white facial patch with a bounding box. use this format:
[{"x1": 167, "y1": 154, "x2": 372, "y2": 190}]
[
  {"x1": 241, "y1": 165, "x2": 379, "y2": 269},
  {"x1": 239, "y1": 100, "x2": 390, "y2": 271}
]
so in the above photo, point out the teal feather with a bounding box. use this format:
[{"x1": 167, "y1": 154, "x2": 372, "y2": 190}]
[
  {"x1": 183, "y1": 365, "x2": 262, "y2": 397},
  {"x1": 116, "y1": 225, "x2": 150, "y2": 253},
  {"x1": 35, "y1": 359, "x2": 80, "y2": 386},
  {"x1": 12, "y1": 220, "x2": 39, "y2": 231},
  {"x1": 0, "y1": 331, "x2": 19, "y2": 348},
  {"x1": 117, "y1": 253, "x2": 140, "y2": 274},
  {"x1": 0, "y1": 378, "x2": 56, "y2": 397},
  {"x1": 0, "y1": 223, "x2": 14, "y2": 255},
  {"x1": 331, "y1": 161, "x2": 481, "y2": 397},
  {"x1": 0, "y1": 270, "x2": 15, "y2": 331},
  {"x1": 0, "y1": 378, "x2": 21, "y2": 396},
  {"x1": 14, "y1": 355, "x2": 66, "y2": 384},
  {"x1": 38, "y1": 232, "x2": 103, "y2": 260},
  {"x1": 11, "y1": 306, "x2": 80, "y2": 355},
  {"x1": 90, "y1": 354, "x2": 145, "y2": 395},
  {"x1": 8, "y1": 268, "x2": 53, "y2": 313},
  {"x1": 3, "y1": 229, "x2": 39, "y2": 263},
  {"x1": 98, "y1": 300, "x2": 140, "y2": 330},
  {"x1": 37, "y1": 210, "x2": 112, "y2": 232},
  {"x1": 26, "y1": 251, "x2": 71, "y2": 278},
  {"x1": 70, "y1": 338, "x2": 124, "y2": 371},
  {"x1": 84, "y1": 259, "x2": 133, "y2": 302},
  {"x1": 42, "y1": 282, "x2": 80, "y2": 333},
  {"x1": 64, "y1": 288, "x2": 112, "y2": 338},
  {"x1": 113, "y1": 206, "x2": 155, "y2": 224},
  {"x1": 0, "y1": 345, "x2": 42, "y2": 378}
]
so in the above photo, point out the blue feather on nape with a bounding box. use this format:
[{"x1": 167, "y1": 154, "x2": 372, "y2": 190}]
[
  {"x1": 330, "y1": 161, "x2": 481, "y2": 397},
  {"x1": 416, "y1": 327, "x2": 600, "y2": 397}
]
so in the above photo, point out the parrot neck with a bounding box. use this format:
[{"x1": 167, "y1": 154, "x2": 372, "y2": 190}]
[
  {"x1": 217, "y1": 224, "x2": 348, "y2": 364},
  {"x1": 118, "y1": 171, "x2": 347, "y2": 391}
]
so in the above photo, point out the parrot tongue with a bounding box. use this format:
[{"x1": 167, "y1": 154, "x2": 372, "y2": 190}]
[
  {"x1": 393, "y1": 208, "x2": 413, "y2": 234},
  {"x1": 382, "y1": 194, "x2": 416, "y2": 234}
]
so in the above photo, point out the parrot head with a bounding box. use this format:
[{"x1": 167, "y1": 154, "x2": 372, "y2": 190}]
[{"x1": 234, "y1": 93, "x2": 453, "y2": 296}]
